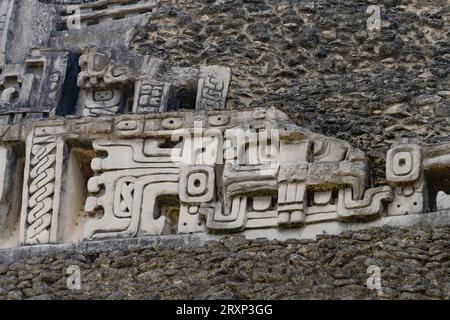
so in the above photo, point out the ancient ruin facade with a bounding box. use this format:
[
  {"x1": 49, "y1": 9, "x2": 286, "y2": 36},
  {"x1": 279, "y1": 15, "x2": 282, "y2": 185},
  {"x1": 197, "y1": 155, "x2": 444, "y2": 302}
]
[{"x1": 0, "y1": 0, "x2": 448, "y2": 252}]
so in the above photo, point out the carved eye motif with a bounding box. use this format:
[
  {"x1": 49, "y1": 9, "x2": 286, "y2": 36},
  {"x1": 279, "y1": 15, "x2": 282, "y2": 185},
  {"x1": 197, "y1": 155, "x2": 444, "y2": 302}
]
[
  {"x1": 34, "y1": 127, "x2": 55, "y2": 137},
  {"x1": 187, "y1": 173, "x2": 208, "y2": 197},
  {"x1": 386, "y1": 144, "x2": 421, "y2": 183},
  {"x1": 208, "y1": 114, "x2": 230, "y2": 127},
  {"x1": 393, "y1": 151, "x2": 412, "y2": 176},
  {"x1": 162, "y1": 118, "x2": 182, "y2": 130},
  {"x1": 179, "y1": 166, "x2": 215, "y2": 203},
  {"x1": 116, "y1": 120, "x2": 138, "y2": 131}
]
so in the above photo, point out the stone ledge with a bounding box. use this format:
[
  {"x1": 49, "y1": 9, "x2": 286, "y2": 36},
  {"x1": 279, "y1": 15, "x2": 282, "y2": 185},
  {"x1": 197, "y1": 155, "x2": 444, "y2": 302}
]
[{"x1": 1, "y1": 210, "x2": 449, "y2": 264}]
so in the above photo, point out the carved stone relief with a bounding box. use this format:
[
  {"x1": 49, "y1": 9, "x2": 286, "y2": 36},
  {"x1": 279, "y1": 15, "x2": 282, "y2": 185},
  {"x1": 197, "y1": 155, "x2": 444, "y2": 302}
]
[
  {"x1": 0, "y1": 64, "x2": 21, "y2": 121},
  {"x1": 0, "y1": 108, "x2": 447, "y2": 248},
  {"x1": 0, "y1": 48, "x2": 78, "y2": 123},
  {"x1": 386, "y1": 143, "x2": 424, "y2": 216},
  {"x1": 386, "y1": 141, "x2": 450, "y2": 216},
  {"x1": 196, "y1": 66, "x2": 231, "y2": 111},
  {"x1": 0, "y1": 41, "x2": 232, "y2": 122},
  {"x1": 133, "y1": 57, "x2": 232, "y2": 113},
  {"x1": 437, "y1": 191, "x2": 450, "y2": 211},
  {"x1": 76, "y1": 50, "x2": 232, "y2": 117},
  {"x1": 132, "y1": 57, "x2": 170, "y2": 113},
  {"x1": 84, "y1": 139, "x2": 183, "y2": 239},
  {"x1": 0, "y1": 2, "x2": 446, "y2": 249},
  {"x1": 0, "y1": 9, "x2": 447, "y2": 244},
  {"x1": 19, "y1": 125, "x2": 65, "y2": 245},
  {"x1": 76, "y1": 50, "x2": 134, "y2": 116}
]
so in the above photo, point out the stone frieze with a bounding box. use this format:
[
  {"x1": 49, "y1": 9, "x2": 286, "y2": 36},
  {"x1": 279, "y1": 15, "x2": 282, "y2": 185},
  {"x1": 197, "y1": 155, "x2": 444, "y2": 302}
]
[{"x1": 0, "y1": 107, "x2": 448, "y2": 248}]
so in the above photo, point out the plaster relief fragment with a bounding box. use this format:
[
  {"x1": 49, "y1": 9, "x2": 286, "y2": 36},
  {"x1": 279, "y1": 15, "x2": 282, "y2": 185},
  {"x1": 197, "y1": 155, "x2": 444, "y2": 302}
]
[
  {"x1": 196, "y1": 66, "x2": 231, "y2": 110},
  {"x1": 0, "y1": 65, "x2": 21, "y2": 112},
  {"x1": 436, "y1": 191, "x2": 450, "y2": 211},
  {"x1": 0, "y1": 48, "x2": 78, "y2": 121},
  {"x1": 77, "y1": 51, "x2": 134, "y2": 116},
  {"x1": 386, "y1": 143, "x2": 424, "y2": 216},
  {"x1": 337, "y1": 187, "x2": 393, "y2": 218},
  {"x1": 84, "y1": 139, "x2": 182, "y2": 239},
  {"x1": 134, "y1": 79, "x2": 171, "y2": 113},
  {"x1": 9, "y1": 108, "x2": 450, "y2": 247},
  {"x1": 133, "y1": 57, "x2": 170, "y2": 113}
]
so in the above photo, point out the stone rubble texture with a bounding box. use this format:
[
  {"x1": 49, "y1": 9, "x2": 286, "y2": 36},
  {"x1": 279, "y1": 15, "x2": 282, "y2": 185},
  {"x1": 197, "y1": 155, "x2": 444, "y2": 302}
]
[
  {"x1": 0, "y1": 226, "x2": 450, "y2": 300},
  {"x1": 0, "y1": 0, "x2": 448, "y2": 299}
]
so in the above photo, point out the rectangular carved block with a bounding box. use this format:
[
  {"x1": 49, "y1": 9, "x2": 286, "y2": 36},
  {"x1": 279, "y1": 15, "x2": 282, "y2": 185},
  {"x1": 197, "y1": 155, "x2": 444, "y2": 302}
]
[
  {"x1": 5, "y1": 108, "x2": 449, "y2": 248},
  {"x1": 134, "y1": 79, "x2": 171, "y2": 113},
  {"x1": 0, "y1": 48, "x2": 78, "y2": 118},
  {"x1": 196, "y1": 66, "x2": 231, "y2": 110},
  {"x1": 19, "y1": 125, "x2": 65, "y2": 245}
]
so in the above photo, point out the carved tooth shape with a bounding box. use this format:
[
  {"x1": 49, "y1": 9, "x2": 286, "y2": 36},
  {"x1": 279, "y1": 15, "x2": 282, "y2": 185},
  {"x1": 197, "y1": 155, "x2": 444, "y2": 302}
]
[{"x1": 436, "y1": 191, "x2": 450, "y2": 211}]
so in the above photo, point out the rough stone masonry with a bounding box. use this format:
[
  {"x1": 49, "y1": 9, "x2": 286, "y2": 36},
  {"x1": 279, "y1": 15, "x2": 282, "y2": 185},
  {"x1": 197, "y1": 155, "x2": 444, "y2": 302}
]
[{"x1": 0, "y1": 0, "x2": 449, "y2": 299}]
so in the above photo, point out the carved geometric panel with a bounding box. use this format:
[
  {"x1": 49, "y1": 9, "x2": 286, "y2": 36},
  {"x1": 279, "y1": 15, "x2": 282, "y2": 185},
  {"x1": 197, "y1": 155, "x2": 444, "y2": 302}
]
[
  {"x1": 19, "y1": 125, "x2": 65, "y2": 245},
  {"x1": 0, "y1": 107, "x2": 447, "y2": 248},
  {"x1": 179, "y1": 166, "x2": 215, "y2": 204},
  {"x1": 386, "y1": 144, "x2": 422, "y2": 183},
  {"x1": 196, "y1": 66, "x2": 231, "y2": 110}
]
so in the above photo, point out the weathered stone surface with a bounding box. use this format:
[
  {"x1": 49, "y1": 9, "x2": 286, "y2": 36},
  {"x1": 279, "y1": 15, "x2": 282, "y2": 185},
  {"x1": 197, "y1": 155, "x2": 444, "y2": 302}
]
[
  {"x1": 11, "y1": 107, "x2": 450, "y2": 247},
  {"x1": 0, "y1": 0, "x2": 448, "y2": 300},
  {"x1": 0, "y1": 225, "x2": 448, "y2": 300}
]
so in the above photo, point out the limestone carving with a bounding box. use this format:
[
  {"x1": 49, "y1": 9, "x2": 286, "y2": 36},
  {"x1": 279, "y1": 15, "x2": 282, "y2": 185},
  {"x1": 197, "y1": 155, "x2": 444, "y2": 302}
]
[
  {"x1": 133, "y1": 57, "x2": 171, "y2": 113},
  {"x1": 84, "y1": 139, "x2": 183, "y2": 239},
  {"x1": 0, "y1": 1, "x2": 447, "y2": 251},
  {"x1": 337, "y1": 187, "x2": 393, "y2": 219},
  {"x1": 132, "y1": 57, "x2": 232, "y2": 113},
  {"x1": 78, "y1": 108, "x2": 395, "y2": 239},
  {"x1": 0, "y1": 64, "x2": 21, "y2": 122},
  {"x1": 0, "y1": 48, "x2": 78, "y2": 122},
  {"x1": 19, "y1": 125, "x2": 65, "y2": 245},
  {"x1": 436, "y1": 191, "x2": 450, "y2": 211},
  {"x1": 77, "y1": 50, "x2": 134, "y2": 116},
  {"x1": 386, "y1": 140, "x2": 450, "y2": 216},
  {"x1": 386, "y1": 143, "x2": 424, "y2": 216},
  {"x1": 0, "y1": 107, "x2": 446, "y2": 247},
  {"x1": 196, "y1": 66, "x2": 231, "y2": 111},
  {"x1": 76, "y1": 50, "x2": 232, "y2": 116}
]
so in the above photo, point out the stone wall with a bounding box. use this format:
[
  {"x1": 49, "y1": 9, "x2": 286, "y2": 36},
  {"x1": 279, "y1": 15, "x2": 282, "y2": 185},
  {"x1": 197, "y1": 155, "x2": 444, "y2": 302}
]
[
  {"x1": 130, "y1": 0, "x2": 449, "y2": 184},
  {"x1": 1, "y1": 225, "x2": 449, "y2": 300}
]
